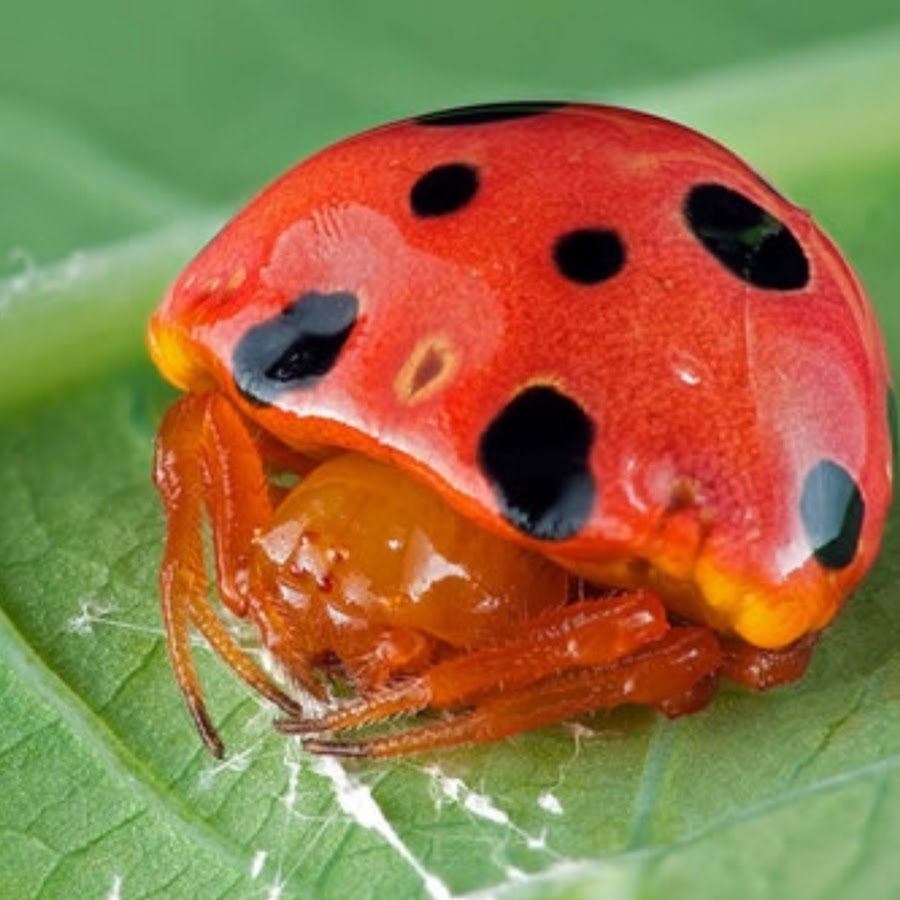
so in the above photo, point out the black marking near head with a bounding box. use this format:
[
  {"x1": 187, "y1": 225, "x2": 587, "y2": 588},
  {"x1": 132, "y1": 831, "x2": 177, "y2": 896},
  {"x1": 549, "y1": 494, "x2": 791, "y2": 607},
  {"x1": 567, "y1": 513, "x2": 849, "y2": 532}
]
[
  {"x1": 554, "y1": 228, "x2": 625, "y2": 285},
  {"x1": 478, "y1": 385, "x2": 596, "y2": 541},
  {"x1": 233, "y1": 291, "x2": 358, "y2": 404},
  {"x1": 410, "y1": 163, "x2": 479, "y2": 218},
  {"x1": 800, "y1": 459, "x2": 864, "y2": 570},
  {"x1": 684, "y1": 183, "x2": 809, "y2": 290},
  {"x1": 416, "y1": 101, "x2": 566, "y2": 127}
]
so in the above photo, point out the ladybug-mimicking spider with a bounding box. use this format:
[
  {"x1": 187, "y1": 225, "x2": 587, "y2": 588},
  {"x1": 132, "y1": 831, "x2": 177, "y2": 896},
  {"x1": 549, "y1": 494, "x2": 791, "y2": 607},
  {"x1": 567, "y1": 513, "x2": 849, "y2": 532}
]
[{"x1": 149, "y1": 102, "x2": 894, "y2": 758}]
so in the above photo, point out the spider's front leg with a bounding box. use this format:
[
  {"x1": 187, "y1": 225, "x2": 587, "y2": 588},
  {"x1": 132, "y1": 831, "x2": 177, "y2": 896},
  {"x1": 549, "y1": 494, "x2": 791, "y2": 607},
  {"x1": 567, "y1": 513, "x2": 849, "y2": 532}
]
[{"x1": 154, "y1": 392, "x2": 306, "y2": 756}]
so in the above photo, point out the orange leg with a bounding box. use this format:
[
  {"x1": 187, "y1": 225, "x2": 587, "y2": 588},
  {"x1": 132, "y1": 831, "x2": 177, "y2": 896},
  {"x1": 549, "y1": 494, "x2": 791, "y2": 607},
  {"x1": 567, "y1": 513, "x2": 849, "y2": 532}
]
[
  {"x1": 154, "y1": 393, "x2": 303, "y2": 756},
  {"x1": 297, "y1": 627, "x2": 722, "y2": 757},
  {"x1": 720, "y1": 631, "x2": 819, "y2": 690},
  {"x1": 278, "y1": 593, "x2": 720, "y2": 755},
  {"x1": 253, "y1": 426, "x2": 319, "y2": 479},
  {"x1": 338, "y1": 627, "x2": 439, "y2": 693},
  {"x1": 655, "y1": 671, "x2": 720, "y2": 717},
  {"x1": 278, "y1": 591, "x2": 668, "y2": 735}
]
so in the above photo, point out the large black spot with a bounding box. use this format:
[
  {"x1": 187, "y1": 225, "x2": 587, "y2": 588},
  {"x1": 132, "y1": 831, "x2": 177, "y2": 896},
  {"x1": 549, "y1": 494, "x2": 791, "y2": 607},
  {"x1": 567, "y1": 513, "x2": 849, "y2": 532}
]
[
  {"x1": 478, "y1": 385, "x2": 596, "y2": 541},
  {"x1": 416, "y1": 101, "x2": 566, "y2": 127},
  {"x1": 554, "y1": 229, "x2": 625, "y2": 285},
  {"x1": 233, "y1": 291, "x2": 358, "y2": 404},
  {"x1": 800, "y1": 459, "x2": 865, "y2": 570},
  {"x1": 410, "y1": 163, "x2": 479, "y2": 217},
  {"x1": 684, "y1": 183, "x2": 809, "y2": 290}
]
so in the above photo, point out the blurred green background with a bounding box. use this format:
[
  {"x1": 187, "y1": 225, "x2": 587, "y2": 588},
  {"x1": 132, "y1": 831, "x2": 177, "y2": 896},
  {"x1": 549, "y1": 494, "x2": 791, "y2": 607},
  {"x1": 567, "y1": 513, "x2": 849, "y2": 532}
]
[
  {"x1": 2, "y1": 3, "x2": 900, "y2": 899},
  {"x1": 3, "y1": 0, "x2": 900, "y2": 262}
]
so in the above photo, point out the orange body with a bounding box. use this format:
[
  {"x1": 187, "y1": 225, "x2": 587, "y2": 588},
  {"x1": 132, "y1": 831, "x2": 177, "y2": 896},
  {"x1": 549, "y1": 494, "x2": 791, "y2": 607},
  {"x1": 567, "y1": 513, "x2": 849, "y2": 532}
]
[{"x1": 149, "y1": 103, "x2": 893, "y2": 757}]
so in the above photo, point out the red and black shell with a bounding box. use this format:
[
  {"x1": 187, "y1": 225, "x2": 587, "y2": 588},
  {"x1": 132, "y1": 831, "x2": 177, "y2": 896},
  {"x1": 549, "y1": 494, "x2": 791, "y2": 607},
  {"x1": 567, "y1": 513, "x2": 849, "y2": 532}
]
[{"x1": 149, "y1": 101, "x2": 895, "y2": 650}]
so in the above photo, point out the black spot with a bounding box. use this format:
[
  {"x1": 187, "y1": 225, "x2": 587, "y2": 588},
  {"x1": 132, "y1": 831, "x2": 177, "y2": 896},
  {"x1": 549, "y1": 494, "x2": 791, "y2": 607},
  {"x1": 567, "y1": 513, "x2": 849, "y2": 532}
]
[
  {"x1": 800, "y1": 460, "x2": 864, "y2": 570},
  {"x1": 410, "y1": 163, "x2": 479, "y2": 218},
  {"x1": 478, "y1": 385, "x2": 595, "y2": 541},
  {"x1": 416, "y1": 101, "x2": 566, "y2": 127},
  {"x1": 684, "y1": 183, "x2": 809, "y2": 290},
  {"x1": 554, "y1": 229, "x2": 625, "y2": 285},
  {"x1": 233, "y1": 291, "x2": 358, "y2": 404}
]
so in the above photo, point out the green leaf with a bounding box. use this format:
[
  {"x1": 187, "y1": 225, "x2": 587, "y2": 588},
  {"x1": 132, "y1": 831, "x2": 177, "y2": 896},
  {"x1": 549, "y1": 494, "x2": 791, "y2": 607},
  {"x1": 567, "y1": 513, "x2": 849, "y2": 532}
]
[{"x1": 2, "y1": 5, "x2": 900, "y2": 898}]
